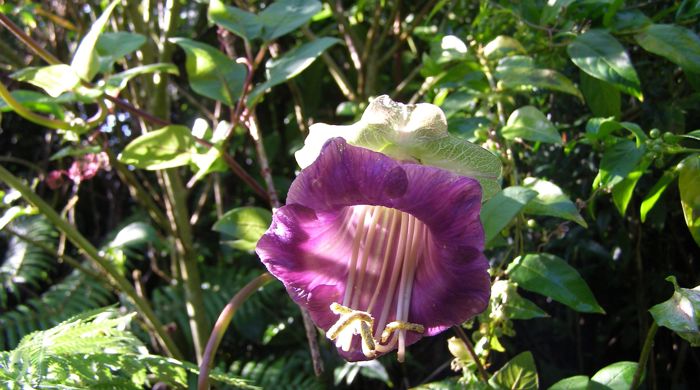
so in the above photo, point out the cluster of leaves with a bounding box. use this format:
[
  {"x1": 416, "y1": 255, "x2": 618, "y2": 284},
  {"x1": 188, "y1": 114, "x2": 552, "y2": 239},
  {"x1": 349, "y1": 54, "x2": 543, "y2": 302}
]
[
  {"x1": 0, "y1": 0, "x2": 699, "y2": 389},
  {"x1": 0, "y1": 308, "x2": 252, "y2": 389}
]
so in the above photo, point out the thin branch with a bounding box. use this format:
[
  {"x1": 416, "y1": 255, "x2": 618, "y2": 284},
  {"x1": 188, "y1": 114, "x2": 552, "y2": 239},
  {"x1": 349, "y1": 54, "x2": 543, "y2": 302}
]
[
  {"x1": 377, "y1": 0, "x2": 438, "y2": 67},
  {"x1": 302, "y1": 27, "x2": 357, "y2": 101},
  {"x1": 453, "y1": 326, "x2": 489, "y2": 382},
  {"x1": 0, "y1": 13, "x2": 61, "y2": 65},
  {"x1": 198, "y1": 273, "x2": 274, "y2": 390},
  {"x1": 631, "y1": 322, "x2": 658, "y2": 389},
  {"x1": 329, "y1": 0, "x2": 363, "y2": 72}
]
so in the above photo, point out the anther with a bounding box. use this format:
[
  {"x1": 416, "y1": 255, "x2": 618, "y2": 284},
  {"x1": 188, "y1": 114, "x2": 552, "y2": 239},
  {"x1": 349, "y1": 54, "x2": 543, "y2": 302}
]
[{"x1": 380, "y1": 321, "x2": 425, "y2": 343}]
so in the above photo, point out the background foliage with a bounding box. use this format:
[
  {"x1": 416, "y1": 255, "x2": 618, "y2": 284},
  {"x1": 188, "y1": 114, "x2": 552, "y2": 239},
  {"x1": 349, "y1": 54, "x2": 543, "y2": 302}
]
[{"x1": 1, "y1": 0, "x2": 699, "y2": 389}]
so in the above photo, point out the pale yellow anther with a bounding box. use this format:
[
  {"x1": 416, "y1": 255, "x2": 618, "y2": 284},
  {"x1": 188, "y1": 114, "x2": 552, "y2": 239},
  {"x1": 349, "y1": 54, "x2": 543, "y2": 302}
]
[
  {"x1": 327, "y1": 303, "x2": 378, "y2": 358},
  {"x1": 380, "y1": 321, "x2": 425, "y2": 343}
]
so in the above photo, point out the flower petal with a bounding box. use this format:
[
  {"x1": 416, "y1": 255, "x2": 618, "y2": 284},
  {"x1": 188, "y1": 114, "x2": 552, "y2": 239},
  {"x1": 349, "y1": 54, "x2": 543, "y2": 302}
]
[{"x1": 257, "y1": 139, "x2": 490, "y2": 360}]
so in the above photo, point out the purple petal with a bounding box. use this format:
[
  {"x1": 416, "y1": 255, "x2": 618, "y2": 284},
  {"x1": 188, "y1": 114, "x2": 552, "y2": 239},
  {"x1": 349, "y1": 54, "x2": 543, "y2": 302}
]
[{"x1": 256, "y1": 138, "x2": 489, "y2": 361}]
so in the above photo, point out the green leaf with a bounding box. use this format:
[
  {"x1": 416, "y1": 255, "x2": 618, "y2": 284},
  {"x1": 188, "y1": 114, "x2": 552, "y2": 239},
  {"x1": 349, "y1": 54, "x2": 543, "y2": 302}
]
[
  {"x1": 248, "y1": 37, "x2": 340, "y2": 104},
  {"x1": 257, "y1": 0, "x2": 322, "y2": 41},
  {"x1": 101, "y1": 63, "x2": 179, "y2": 95},
  {"x1": 11, "y1": 65, "x2": 81, "y2": 98},
  {"x1": 492, "y1": 280, "x2": 548, "y2": 320},
  {"x1": 495, "y1": 56, "x2": 583, "y2": 100},
  {"x1": 50, "y1": 145, "x2": 102, "y2": 160},
  {"x1": 585, "y1": 118, "x2": 646, "y2": 146},
  {"x1": 483, "y1": 35, "x2": 526, "y2": 59},
  {"x1": 595, "y1": 139, "x2": 646, "y2": 189},
  {"x1": 635, "y1": 24, "x2": 700, "y2": 73},
  {"x1": 170, "y1": 38, "x2": 247, "y2": 106},
  {"x1": 649, "y1": 276, "x2": 700, "y2": 345},
  {"x1": 296, "y1": 95, "x2": 502, "y2": 200},
  {"x1": 95, "y1": 32, "x2": 146, "y2": 72},
  {"x1": 678, "y1": 154, "x2": 700, "y2": 245},
  {"x1": 488, "y1": 351, "x2": 539, "y2": 390},
  {"x1": 208, "y1": 0, "x2": 262, "y2": 41},
  {"x1": 548, "y1": 375, "x2": 591, "y2": 390},
  {"x1": 568, "y1": 29, "x2": 643, "y2": 101},
  {"x1": 481, "y1": 187, "x2": 538, "y2": 243},
  {"x1": 640, "y1": 170, "x2": 677, "y2": 222},
  {"x1": 70, "y1": 0, "x2": 120, "y2": 81},
  {"x1": 106, "y1": 222, "x2": 159, "y2": 249},
  {"x1": 118, "y1": 125, "x2": 195, "y2": 170},
  {"x1": 523, "y1": 177, "x2": 587, "y2": 227},
  {"x1": 590, "y1": 361, "x2": 638, "y2": 390},
  {"x1": 612, "y1": 158, "x2": 651, "y2": 216},
  {"x1": 0, "y1": 90, "x2": 66, "y2": 118},
  {"x1": 213, "y1": 207, "x2": 272, "y2": 251},
  {"x1": 501, "y1": 106, "x2": 561, "y2": 144},
  {"x1": 506, "y1": 253, "x2": 605, "y2": 314},
  {"x1": 540, "y1": 0, "x2": 575, "y2": 25},
  {"x1": 580, "y1": 71, "x2": 621, "y2": 119}
]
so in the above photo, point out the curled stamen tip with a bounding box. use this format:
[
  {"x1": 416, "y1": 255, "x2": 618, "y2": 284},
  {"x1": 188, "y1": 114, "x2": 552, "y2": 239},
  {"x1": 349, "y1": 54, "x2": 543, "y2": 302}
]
[{"x1": 380, "y1": 321, "x2": 425, "y2": 343}]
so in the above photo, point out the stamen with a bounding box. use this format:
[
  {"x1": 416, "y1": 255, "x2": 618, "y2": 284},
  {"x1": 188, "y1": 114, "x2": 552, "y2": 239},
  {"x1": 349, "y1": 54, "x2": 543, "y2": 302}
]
[
  {"x1": 367, "y1": 208, "x2": 400, "y2": 313},
  {"x1": 342, "y1": 207, "x2": 370, "y2": 306},
  {"x1": 327, "y1": 303, "x2": 377, "y2": 358},
  {"x1": 396, "y1": 215, "x2": 420, "y2": 362},
  {"x1": 351, "y1": 207, "x2": 385, "y2": 308},
  {"x1": 375, "y1": 212, "x2": 410, "y2": 340},
  {"x1": 380, "y1": 321, "x2": 425, "y2": 343}
]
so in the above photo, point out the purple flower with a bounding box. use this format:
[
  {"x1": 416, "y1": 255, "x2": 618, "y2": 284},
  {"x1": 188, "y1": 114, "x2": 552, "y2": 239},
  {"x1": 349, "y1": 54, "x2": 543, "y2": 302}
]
[{"x1": 256, "y1": 138, "x2": 490, "y2": 362}]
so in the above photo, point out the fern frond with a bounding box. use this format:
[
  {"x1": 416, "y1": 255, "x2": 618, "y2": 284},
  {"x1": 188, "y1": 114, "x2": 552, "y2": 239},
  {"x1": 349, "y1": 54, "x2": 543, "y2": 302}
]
[
  {"x1": 1, "y1": 216, "x2": 58, "y2": 308},
  {"x1": 229, "y1": 350, "x2": 324, "y2": 390},
  {"x1": 0, "y1": 270, "x2": 114, "y2": 349},
  {"x1": 0, "y1": 308, "x2": 254, "y2": 390},
  {"x1": 153, "y1": 265, "x2": 299, "y2": 346}
]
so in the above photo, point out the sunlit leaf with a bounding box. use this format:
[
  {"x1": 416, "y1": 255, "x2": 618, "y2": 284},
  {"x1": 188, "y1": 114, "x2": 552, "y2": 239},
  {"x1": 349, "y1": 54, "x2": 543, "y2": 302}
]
[
  {"x1": 495, "y1": 56, "x2": 583, "y2": 100},
  {"x1": 548, "y1": 375, "x2": 591, "y2": 390},
  {"x1": 635, "y1": 24, "x2": 700, "y2": 73},
  {"x1": 649, "y1": 275, "x2": 700, "y2": 346},
  {"x1": 11, "y1": 65, "x2": 80, "y2": 98},
  {"x1": 640, "y1": 170, "x2": 677, "y2": 222},
  {"x1": 483, "y1": 35, "x2": 526, "y2": 59},
  {"x1": 568, "y1": 29, "x2": 643, "y2": 101},
  {"x1": 612, "y1": 158, "x2": 651, "y2": 216},
  {"x1": 213, "y1": 207, "x2": 272, "y2": 251},
  {"x1": 95, "y1": 32, "x2": 146, "y2": 72},
  {"x1": 170, "y1": 38, "x2": 246, "y2": 106},
  {"x1": 70, "y1": 0, "x2": 120, "y2": 81},
  {"x1": 257, "y1": 0, "x2": 322, "y2": 41},
  {"x1": 507, "y1": 253, "x2": 605, "y2": 314},
  {"x1": 481, "y1": 187, "x2": 538, "y2": 243},
  {"x1": 208, "y1": 0, "x2": 262, "y2": 41},
  {"x1": 590, "y1": 361, "x2": 638, "y2": 390},
  {"x1": 488, "y1": 351, "x2": 539, "y2": 390},
  {"x1": 595, "y1": 139, "x2": 646, "y2": 189},
  {"x1": 501, "y1": 106, "x2": 561, "y2": 144},
  {"x1": 102, "y1": 63, "x2": 178, "y2": 95},
  {"x1": 118, "y1": 125, "x2": 195, "y2": 170},
  {"x1": 248, "y1": 37, "x2": 340, "y2": 104},
  {"x1": 523, "y1": 177, "x2": 587, "y2": 227},
  {"x1": 678, "y1": 154, "x2": 700, "y2": 245}
]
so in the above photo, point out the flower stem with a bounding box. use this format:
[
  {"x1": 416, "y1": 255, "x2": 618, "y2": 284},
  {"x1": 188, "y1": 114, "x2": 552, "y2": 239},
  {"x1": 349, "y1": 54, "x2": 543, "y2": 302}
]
[
  {"x1": 453, "y1": 326, "x2": 489, "y2": 382},
  {"x1": 0, "y1": 165, "x2": 183, "y2": 360},
  {"x1": 198, "y1": 272, "x2": 274, "y2": 390},
  {"x1": 631, "y1": 322, "x2": 658, "y2": 389}
]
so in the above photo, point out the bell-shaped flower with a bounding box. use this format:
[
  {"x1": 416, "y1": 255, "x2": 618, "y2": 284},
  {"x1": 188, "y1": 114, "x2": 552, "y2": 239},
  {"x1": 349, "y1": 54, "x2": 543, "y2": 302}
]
[{"x1": 257, "y1": 96, "x2": 500, "y2": 362}]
